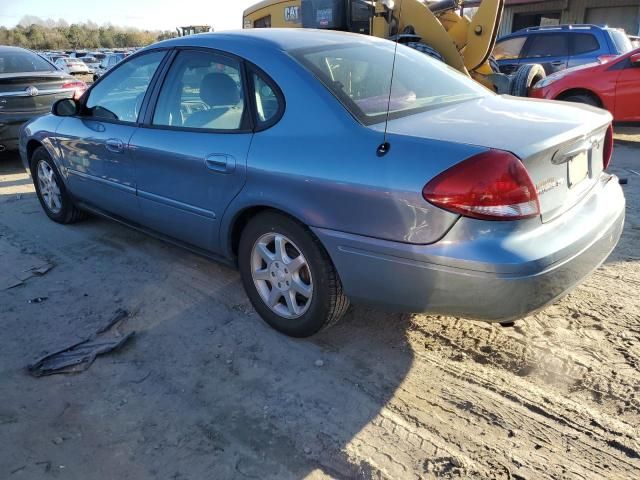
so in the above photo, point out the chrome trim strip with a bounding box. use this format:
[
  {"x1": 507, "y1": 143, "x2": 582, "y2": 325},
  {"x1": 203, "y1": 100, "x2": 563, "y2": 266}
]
[{"x1": 0, "y1": 88, "x2": 73, "y2": 98}]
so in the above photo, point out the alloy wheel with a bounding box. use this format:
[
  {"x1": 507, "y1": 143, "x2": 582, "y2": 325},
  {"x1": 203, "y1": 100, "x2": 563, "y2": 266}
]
[
  {"x1": 37, "y1": 160, "x2": 62, "y2": 214},
  {"x1": 250, "y1": 233, "x2": 313, "y2": 319}
]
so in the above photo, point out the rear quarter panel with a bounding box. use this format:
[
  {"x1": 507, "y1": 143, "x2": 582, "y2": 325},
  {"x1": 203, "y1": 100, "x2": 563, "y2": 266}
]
[{"x1": 218, "y1": 49, "x2": 485, "y2": 255}]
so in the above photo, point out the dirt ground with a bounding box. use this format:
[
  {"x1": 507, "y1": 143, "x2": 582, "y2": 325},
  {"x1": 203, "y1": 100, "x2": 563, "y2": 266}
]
[{"x1": 0, "y1": 139, "x2": 639, "y2": 480}]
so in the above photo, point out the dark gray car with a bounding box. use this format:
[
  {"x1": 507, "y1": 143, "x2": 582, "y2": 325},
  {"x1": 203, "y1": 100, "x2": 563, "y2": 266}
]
[{"x1": 0, "y1": 46, "x2": 85, "y2": 152}]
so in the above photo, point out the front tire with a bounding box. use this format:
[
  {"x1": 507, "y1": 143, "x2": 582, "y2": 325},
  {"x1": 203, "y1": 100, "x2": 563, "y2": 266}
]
[
  {"x1": 31, "y1": 146, "x2": 86, "y2": 224},
  {"x1": 238, "y1": 211, "x2": 349, "y2": 337}
]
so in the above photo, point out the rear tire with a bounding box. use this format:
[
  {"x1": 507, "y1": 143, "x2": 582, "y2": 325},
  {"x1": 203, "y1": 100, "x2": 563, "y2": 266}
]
[
  {"x1": 406, "y1": 42, "x2": 445, "y2": 62},
  {"x1": 510, "y1": 63, "x2": 546, "y2": 97},
  {"x1": 238, "y1": 211, "x2": 349, "y2": 337},
  {"x1": 31, "y1": 147, "x2": 87, "y2": 224},
  {"x1": 560, "y1": 93, "x2": 600, "y2": 108}
]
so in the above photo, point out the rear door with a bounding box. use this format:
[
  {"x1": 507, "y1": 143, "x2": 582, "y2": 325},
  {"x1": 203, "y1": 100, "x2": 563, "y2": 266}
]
[
  {"x1": 568, "y1": 33, "x2": 602, "y2": 68},
  {"x1": 494, "y1": 36, "x2": 527, "y2": 74},
  {"x1": 520, "y1": 33, "x2": 569, "y2": 74},
  {"x1": 614, "y1": 57, "x2": 640, "y2": 121},
  {"x1": 130, "y1": 48, "x2": 254, "y2": 252}
]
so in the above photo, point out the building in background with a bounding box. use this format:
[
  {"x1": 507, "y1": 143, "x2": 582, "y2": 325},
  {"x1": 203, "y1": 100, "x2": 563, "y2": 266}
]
[{"x1": 464, "y1": 0, "x2": 640, "y2": 36}]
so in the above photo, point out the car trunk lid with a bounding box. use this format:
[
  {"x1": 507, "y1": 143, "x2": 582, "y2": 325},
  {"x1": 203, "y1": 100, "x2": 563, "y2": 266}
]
[
  {"x1": 376, "y1": 95, "x2": 612, "y2": 223},
  {"x1": 0, "y1": 72, "x2": 74, "y2": 114}
]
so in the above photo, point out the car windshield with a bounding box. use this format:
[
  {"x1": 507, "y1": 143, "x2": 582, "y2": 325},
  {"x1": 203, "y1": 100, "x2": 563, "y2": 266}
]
[
  {"x1": 609, "y1": 30, "x2": 633, "y2": 54},
  {"x1": 291, "y1": 41, "x2": 489, "y2": 125},
  {"x1": 0, "y1": 49, "x2": 55, "y2": 74}
]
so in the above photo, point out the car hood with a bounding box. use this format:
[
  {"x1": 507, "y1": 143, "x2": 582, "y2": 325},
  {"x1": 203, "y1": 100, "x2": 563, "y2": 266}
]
[{"x1": 373, "y1": 94, "x2": 612, "y2": 159}]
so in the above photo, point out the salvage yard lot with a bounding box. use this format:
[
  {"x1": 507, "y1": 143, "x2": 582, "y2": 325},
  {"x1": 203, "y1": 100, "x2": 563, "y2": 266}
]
[{"x1": 1, "y1": 141, "x2": 639, "y2": 479}]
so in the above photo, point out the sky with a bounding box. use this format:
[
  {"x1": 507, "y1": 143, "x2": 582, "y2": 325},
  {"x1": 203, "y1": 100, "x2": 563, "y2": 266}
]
[{"x1": 0, "y1": 0, "x2": 259, "y2": 31}]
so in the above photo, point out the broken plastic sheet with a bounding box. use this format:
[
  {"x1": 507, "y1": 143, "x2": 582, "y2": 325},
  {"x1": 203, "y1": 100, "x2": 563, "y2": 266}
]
[{"x1": 28, "y1": 309, "x2": 135, "y2": 376}]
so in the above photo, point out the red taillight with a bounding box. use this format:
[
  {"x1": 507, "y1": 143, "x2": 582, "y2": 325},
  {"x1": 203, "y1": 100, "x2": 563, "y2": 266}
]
[
  {"x1": 597, "y1": 55, "x2": 617, "y2": 63},
  {"x1": 603, "y1": 124, "x2": 613, "y2": 169},
  {"x1": 61, "y1": 80, "x2": 87, "y2": 100},
  {"x1": 422, "y1": 150, "x2": 540, "y2": 221}
]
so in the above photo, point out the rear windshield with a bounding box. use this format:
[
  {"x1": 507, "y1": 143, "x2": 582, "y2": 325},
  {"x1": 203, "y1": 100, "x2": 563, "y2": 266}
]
[
  {"x1": 0, "y1": 50, "x2": 55, "y2": 74},
  {"x1": 291, "y1": 41, "x2": 489, "y2": 125},
  {"x1": 609, "y1": 30, "x2": 633, "y2": 54}
]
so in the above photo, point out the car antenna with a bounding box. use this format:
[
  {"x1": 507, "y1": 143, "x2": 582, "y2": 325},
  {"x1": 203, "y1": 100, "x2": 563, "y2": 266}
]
[{"x1": 377, "y1": 0, "x2": 403, "y2": 157}]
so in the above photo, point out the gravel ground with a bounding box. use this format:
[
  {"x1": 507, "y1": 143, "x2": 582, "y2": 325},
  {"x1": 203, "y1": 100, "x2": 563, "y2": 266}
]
[{"x1": 0, "y1": 139, "x2": 639, "y2": 479}]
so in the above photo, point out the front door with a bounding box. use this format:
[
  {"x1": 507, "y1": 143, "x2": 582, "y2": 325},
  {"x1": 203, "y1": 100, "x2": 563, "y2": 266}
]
[
  {"x1": 521, "y1": 33, "x2": 569, "y2": 75},
  {"x1": 130, "y1": 49, "x2": 253, "y2": 252},
  {"x1": 59, "y1": 51, "x2": 166, "y2": 220}
]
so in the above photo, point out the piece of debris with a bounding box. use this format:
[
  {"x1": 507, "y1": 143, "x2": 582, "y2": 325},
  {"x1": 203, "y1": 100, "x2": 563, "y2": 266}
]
[
  {"x1": 303, "y1": 447, "x2": 312, "y2": 455},
  {"x1": 28, "y1": 297, "x2": 48, "y2": 304},
  {"x1": 52, "y1": 436, "x2": 63, "y2": 445},
  {"x1": 314, "y1": 359, "x2": 324, "y2": 367},
  {"x1": 27, "y1": 309, "x2": 134, "y2": 377}
]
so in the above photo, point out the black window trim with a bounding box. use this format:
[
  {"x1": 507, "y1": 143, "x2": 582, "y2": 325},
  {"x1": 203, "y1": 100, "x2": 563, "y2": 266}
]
[
  {"x1": 141, "y1": 46, "x2": 285, "y2": 135},
  {"x1": 76, "y1": 48, "x2": 172, "y2": 127}
]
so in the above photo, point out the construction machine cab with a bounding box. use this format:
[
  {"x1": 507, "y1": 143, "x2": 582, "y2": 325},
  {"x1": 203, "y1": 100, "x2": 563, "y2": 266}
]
[{"x1": 300, "y1": 0, "x2": 373, "y2": 34}]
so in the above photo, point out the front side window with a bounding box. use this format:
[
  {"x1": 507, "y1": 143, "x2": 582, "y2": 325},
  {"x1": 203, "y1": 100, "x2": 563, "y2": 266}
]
[
  {"x1": 292, "y1": 41, "x2": 489, "y2": 125},
  {"x1": 84, "y1": 51, "x2": 165, "y2": 123},
  {"x1": 493, "y1": 37, "x2": 527, "y2": 60},
  {"x1": 153, "y1": 50, "x2": 246, "y2": 131},
  {"x1": 609, "y1": 30, "x2": 633, "y2": 54},
  {"x1": 525, "y1": 34, "x2": 569, "y2": 58}
]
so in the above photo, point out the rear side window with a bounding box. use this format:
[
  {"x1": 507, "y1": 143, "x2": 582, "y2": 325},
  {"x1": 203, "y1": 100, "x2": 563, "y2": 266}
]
[
  {"x1": 609, "y1": 30, "x2": 633, "y2": 54},
  {"x1": 152, "y1": 50, "x2": 246, "y2": 131},
  {"x1": 493, "y1": 37, "x2": 527, "y2": 60},
  {"x1": 251, "y1": 70, "x2": 282, "y2": 127},
  {"x1": 525, "y1": 34, "x2": 569, "y2": 58},
  {"x1": 572, "y1": 34, "x2": 600, "y2": 55}
]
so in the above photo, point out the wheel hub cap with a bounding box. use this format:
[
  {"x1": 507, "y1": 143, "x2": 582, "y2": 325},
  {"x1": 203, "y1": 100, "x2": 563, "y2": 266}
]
[
  {"x1": 251, "y1": 233, "x2": 313, "y2": 319},
  {"x1": 37, "y1": 160, "x2": 62, "y2": 214}
]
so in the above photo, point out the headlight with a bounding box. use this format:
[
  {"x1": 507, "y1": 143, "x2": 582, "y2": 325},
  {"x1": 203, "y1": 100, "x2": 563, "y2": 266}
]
[{"x1": 534, "y1": 73, "x2": 565, "y2": 89}]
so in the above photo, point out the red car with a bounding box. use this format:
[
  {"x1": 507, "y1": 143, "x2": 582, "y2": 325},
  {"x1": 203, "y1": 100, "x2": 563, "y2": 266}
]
[{"x1": 530, "y1": 48, "x2": 640, "y2": 122}]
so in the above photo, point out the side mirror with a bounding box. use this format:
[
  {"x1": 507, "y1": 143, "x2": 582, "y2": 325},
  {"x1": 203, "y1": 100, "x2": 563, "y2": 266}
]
[
  {"x1": 631, "y1": 53, "x2": 640, "y2": 66},
  {"x1": 52, "y1": 98, "x2": 79, "y2": 117}
]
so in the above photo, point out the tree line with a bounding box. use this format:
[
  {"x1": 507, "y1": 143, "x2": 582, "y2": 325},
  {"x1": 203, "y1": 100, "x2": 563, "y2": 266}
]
[{"x1": 0, "y1": 16, "x2": 177, "y2": 50}]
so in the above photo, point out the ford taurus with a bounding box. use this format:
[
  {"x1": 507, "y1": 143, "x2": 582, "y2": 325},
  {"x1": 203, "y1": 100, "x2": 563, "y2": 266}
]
[{"x1": 19, "y1": 30, "x2": 625, "y2": 337}]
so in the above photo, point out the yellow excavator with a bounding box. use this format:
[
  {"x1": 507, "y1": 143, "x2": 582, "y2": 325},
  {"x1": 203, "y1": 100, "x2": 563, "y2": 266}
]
[{"x1": 242, "y1": 0, "x2": 545, "y2": 96}]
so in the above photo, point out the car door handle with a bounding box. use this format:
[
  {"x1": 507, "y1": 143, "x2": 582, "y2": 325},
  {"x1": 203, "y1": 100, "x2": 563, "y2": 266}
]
[
  {"x1": 105, "y1": 138, "x2": 125, "y2": 153},
  {"x1": 205, "y1": 154, "x2": 235, "y2": 174},
  {"x1": 550, "y1": 60, "x2": 564, "y2": 66}
]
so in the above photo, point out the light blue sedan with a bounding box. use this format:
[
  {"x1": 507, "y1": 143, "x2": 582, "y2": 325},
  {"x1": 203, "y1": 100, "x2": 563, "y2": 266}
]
[{"x1": 19, "y1": 29, "x2": 625, "y2": 337}]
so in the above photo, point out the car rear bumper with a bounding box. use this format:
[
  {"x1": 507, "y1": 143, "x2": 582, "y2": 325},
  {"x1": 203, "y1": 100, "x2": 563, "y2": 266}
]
[
  {"x1": 0, "y1": 116, "x2": 32, "y2": 151},
  {"x1": 313, "y1": 174, "x2": 625, "y2": 321}
]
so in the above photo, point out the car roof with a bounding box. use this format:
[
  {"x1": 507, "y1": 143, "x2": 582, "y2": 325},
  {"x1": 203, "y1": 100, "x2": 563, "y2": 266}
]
[
  {"x1": 144, "y1": 28, "x2": 384, "y2": 54},
  {"x1": 0, "y1": 45, "x2": 35, "y2": 54}
]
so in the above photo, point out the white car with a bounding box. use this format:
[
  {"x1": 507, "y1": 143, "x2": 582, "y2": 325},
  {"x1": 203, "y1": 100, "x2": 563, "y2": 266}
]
[
  {"x1": 54, "y1": 57, "x2": 90, "y2": 75},
  {"x1": 81, "y1": 56, "x2": 100, "y2": 73}
]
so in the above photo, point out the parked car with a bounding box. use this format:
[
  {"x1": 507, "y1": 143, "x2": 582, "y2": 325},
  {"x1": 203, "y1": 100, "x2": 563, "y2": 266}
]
[
  {"x1": 81, "y1": 56, "x2": 100, "y2": 73},
  {"x1": 19, "y1": 30, "x2": 624, "y2": 337},
  {"x1": 494, "y1": 24, "x2": 633, "y2": 75},
  {"x1": 530, "y1": 47, "x2": 640, "y2": 122},
  {"x1": 0, "y1": 46, "x2": 85, "y2": 152},
  {"x1": 92, "y1": 53, "x2": 126, "y2": 81},
  {"x1": 54, "y1": 57, "x2": 90, "y2": 75}
]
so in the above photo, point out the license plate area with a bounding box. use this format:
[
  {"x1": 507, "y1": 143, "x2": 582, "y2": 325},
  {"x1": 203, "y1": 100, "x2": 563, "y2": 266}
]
[{"x1": 567, "y1": 150, "x2": 590, "y2": 187}]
